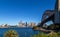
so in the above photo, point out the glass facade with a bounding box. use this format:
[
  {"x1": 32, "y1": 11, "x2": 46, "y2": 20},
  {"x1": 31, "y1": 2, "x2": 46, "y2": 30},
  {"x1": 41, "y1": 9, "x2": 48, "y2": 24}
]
[
  {"x1": 54, "y1": 0, "x2": 60, "y2": 24},
  {"x1": 54, "y1": 11, "x2": 60, "y2": 24}
]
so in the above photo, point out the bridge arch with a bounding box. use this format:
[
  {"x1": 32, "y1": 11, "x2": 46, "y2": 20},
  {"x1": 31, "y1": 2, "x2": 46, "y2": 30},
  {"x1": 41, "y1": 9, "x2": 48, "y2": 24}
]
[
  {"x1": 40, "y1": 10, "x2": 55, "y2": 27},
  {"x1": 42, "y1": 10, "x2": 54, "y2": 21}
]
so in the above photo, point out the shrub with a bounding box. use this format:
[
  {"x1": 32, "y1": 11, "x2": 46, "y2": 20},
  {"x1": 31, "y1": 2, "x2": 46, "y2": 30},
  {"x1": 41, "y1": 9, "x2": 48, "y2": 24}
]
[{"x1": 32, "y1": 32, "x2": 60, "y2": 37}]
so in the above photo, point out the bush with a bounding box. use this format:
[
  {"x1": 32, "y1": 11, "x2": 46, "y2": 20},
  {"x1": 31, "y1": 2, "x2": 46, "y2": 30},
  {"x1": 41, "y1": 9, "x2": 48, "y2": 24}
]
[{"x1": 32, "y1": 32, "x2": 60, "y2": 37}]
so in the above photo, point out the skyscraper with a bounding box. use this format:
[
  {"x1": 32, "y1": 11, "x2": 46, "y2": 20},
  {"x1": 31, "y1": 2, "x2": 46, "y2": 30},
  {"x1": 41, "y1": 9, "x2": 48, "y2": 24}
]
[{"x1": 54, "y1": 0, "x2": 60, "y2": 24}]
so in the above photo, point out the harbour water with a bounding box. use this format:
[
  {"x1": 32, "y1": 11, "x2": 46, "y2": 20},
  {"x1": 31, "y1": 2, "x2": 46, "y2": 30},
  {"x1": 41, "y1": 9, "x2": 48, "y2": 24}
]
[{"x1": 0, "y1": 27, "x2": 40, "y2": 37}]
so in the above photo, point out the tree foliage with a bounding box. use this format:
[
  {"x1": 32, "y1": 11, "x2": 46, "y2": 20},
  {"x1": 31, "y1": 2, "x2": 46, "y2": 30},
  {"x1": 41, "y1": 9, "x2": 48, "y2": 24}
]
[{"x1": 4, "y1": 30, "x2": 18, "y2": 37}]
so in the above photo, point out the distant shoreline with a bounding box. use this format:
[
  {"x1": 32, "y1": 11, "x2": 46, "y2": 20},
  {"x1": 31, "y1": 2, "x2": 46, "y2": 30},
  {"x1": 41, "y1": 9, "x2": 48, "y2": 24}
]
[{"x1": 0, "y1": 27, "x2": 32, "y2": 29}]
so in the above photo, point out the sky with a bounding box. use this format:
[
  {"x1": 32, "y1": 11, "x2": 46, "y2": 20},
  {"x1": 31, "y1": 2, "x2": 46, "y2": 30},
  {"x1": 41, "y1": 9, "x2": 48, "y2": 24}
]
[{"x1": 0, "y1": 0, "x2": 56, "y2": 25}]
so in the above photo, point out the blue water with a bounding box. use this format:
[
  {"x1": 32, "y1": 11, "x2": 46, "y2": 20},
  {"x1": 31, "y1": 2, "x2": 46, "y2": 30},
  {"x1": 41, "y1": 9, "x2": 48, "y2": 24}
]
[{"x1": 0, "y1": 27, "x2": 40, "y2": 37}]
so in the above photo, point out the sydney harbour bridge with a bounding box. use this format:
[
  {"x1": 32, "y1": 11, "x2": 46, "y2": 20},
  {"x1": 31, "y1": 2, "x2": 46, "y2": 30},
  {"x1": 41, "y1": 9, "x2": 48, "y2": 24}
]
[{"x1": 37, "y1": 0, "x2": 60, "y2": 31}]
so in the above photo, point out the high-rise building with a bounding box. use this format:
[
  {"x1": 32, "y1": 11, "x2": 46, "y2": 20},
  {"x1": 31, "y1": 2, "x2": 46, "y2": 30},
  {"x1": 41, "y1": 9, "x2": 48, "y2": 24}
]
[
  {"x1": 25, "y1": 22, "x2": 28, "y2": 27},
  {"x1": 58, "y1": 0, "x2": 60, "y2": 10},
  {"x1": 28, "y1": 22, "x2": 36, "y2": 27},
  {"x1": 54, "y1": 0, "x2": 60, "y2": 24},
  {"x1": 18, "y1": 21, "x2": 26, "y2": 27}
]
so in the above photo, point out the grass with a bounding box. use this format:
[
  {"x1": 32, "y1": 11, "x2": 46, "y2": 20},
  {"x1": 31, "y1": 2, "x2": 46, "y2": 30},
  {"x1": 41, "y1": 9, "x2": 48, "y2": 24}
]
[{"x1": 31, "y1": 31, "x2": 60, "y2": 37}]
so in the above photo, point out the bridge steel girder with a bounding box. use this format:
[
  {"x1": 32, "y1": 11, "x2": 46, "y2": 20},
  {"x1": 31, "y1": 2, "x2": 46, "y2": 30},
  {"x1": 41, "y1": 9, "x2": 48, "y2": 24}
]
[
  {"x1": 39, "y1": 10, "x2": 55, "y2": 27},
  {"x1": 38, "y1": 0, "x2": 60, "y2": 27},
  {"x1": 42, "y1": 10, "x2": 54, "y2": 22},
  {"x1": 38, "y1": 14, "x2": 54, "y2": 27}
]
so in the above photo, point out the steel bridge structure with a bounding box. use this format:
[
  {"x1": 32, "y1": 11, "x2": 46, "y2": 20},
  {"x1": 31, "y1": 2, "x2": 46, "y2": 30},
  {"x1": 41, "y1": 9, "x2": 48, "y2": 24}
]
[{"x1": 38, "y1": 0, "x2": 60, "y2": 27}]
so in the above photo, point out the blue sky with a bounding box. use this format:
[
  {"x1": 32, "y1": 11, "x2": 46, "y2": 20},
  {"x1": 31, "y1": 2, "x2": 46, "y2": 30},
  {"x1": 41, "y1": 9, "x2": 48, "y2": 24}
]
[{"x1": 0, "y1": 0, "x2": 55, "y2": 25}]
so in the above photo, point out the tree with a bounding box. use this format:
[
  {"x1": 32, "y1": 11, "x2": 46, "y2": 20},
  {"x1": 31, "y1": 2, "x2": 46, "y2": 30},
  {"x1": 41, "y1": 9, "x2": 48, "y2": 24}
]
[{"x1": 4, "y1": 30, "x2": 18, "y2": 37}]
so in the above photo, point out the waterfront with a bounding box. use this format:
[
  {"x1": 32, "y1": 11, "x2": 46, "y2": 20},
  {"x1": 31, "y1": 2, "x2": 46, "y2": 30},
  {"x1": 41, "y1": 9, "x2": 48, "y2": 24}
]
[{"x1": 0, "y1": 27, "x2": 40, "y2": 37}]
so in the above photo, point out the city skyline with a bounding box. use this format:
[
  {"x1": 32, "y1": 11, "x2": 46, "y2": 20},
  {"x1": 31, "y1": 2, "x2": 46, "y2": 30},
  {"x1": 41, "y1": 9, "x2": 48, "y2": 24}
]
[{"x1": 0, "y1": 0, "x2": 55, "y2": 25}]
